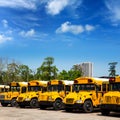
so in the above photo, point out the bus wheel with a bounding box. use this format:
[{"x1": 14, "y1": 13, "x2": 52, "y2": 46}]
[
  {"x1": 1, "y1": 102, "x2": 8, "y2": 107},
  {"x1": 83, "y1": 100, "x2": 93, "y2": 113},
  {"x1": 11, "y1": 99, "x2": 18, "y2": 107},
  {"x1": 101, "y1": 109, "x2": 110, "y2": 116},
  {"x1": 30, "y1": 98, "x2": 39, "y2": 108},
  {"x1": 53, "y1": 99, "x2": 63, "y2": 110}
]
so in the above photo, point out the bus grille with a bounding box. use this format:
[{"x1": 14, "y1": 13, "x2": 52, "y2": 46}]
[
  {"x1": 66, "y1": 98, "x2": 74, "y2": 104},
  {"x1": 105, "y1": 96, "x2": 120, "y2": 104},
  {"x1": 0, "y1": 95, "x2": 5, "y2": 100},
  {"x1": 116, "y1": 97, "x2": 120, "y2": 104},
  {"x1": 105, "y1": 96, "x2": 111, "y2": 103},
  {"x1": 18, "y1": 97, "x2": 23, "y2": 101}
]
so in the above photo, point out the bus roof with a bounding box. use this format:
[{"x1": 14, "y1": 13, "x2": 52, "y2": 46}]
[
  {"x1": 0, "y1": 85, "x2": 8, "y2": 88},
  {"x1": 76, "y1": 77, "x2": 109, "y2": 81},
  {"x1": 29, "y1": 80, "x2": 47, "y2": 84},
  {"x1": 11, "y1": 82, "x2": 28, "y2": 86},
  {"x1": 93, "y1": 77, "x2": 109, "y2": 82},
  {"x1": 75, "y1": 77, "x2": 109, "y2": 84},
  {"x1": 28, "y1": 80, "x2": 47, "y2": 86},
  {"x1": 61, "y1": 80, "x2": 74, "y2": 85}
]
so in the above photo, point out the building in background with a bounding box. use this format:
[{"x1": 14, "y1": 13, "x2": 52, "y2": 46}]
[
  {"x1": 74, "y1": 62, "x2": 93, "y2": 77},
  {"x1": 81, "y1": 62, "x2": 93, "y2": 77}
]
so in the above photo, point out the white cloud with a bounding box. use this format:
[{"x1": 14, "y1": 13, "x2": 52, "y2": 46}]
[
  {"x1": 56, "y1": 22, "x2": 95, "y2": 34},
  {"x1": 105, "y1": 0, "x2": 120, "y2": 23},
  {"x1": 45, "y1": 0, "x2": 82, "y2": 15},
  {"x1": 0, "y1": 0, "x2": 82, "y2": 14},
  {"x1": 46, "y1": 0, "x2": 68, "y2": 15},
  {"x1": 2, "y1": 19, "x2": 8, "y2": 28},
  {"x1": 0, "y1": 34, "x2": 12, "y2": 44},
  {"x1": 85, "y1": 24, "x2": 95, "y2": 31},
  {"x1": 0, "y1": 0, "x2": 37, "y2": 10},
  {"x1": 19, "y1": 29, "x2": 35, "y2": 37}
]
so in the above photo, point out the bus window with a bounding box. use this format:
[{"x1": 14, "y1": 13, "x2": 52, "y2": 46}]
[
  {"x1": 96, "y1": 85, "x2": 101, "y2": 91},
  {"x1": 65, "y1": 85, "x2": 71, "y2": 92},
  {"x1": 102, "y1": 84, "x2": 107, "y2": 92}
]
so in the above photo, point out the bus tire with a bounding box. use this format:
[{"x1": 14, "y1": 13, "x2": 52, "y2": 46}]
[
  {"x1": 30, "y1": 98, "x2": 39, "y2": 108},
  {"x1": 53, "y1": 99, "x2": 63, "y2": 110},
  {"x1": 101, "y1": 109, "x2": 110, "y2": 116},
  {"x1": 1, "y1": 102, "x2": 8, "y2": 107},
  {"x1": 83, "y1": 100, "x2": 93, "y2": 113},
  {"x1": 11, "y1": 98, "x2": 18, "y2": 107}
]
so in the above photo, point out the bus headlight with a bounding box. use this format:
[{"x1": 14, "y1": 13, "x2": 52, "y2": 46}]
[
  {"x1": 75, "y1": 100, "x2": 83, "y2": 103},
  {"x1": 25, "y1": 98, "x2": 30, "y2": 101},
  {"x1": 99, "y1": 99, "x2": 103, "y2": 104},
  {"x1": 48, "y1": 96, "x2": 53, "y2": 101}
]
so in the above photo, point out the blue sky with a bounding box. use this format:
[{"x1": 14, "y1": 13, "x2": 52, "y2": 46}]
[{"x1": 0, "y1": 0, "x2": 120, "y2": 77}]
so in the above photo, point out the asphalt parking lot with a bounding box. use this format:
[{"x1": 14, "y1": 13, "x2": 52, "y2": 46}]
[{"x1": 0, "y1": 105, "x2": 120, "y2": 120}]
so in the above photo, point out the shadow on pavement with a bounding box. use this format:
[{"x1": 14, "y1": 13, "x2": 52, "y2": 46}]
[{"x1": 97, "y1": 112, "x2": 120, "y2": 118}]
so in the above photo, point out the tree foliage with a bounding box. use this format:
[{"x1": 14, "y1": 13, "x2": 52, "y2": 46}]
[
  {"x1": 108, "y1": 62, "x2": 118, "y2": 77},
  {"x1": 0, "y1": 56, "x2": 83, "y2": 84},
  {"x1": 18, "y1": 65, "x2": 33, "y2": 82},
  {"x1": 58, "y1": 65, "x2": 82, "y2": 80},
  {"x1": 36, "y1": 57, "x2": 58, "y2": 81}
]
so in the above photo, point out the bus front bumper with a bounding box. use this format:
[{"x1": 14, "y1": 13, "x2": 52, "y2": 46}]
[
  {"x1": 0, "y1": 100, "x2": 11, "y2": 104},
  {"x1": 39, "y1": 101, "x2": 54, "y2": 107},
  {"x1": 100, "y1": 104, "x2": 120, "y2": 111},
  {"x1": 65, "y1": 103, "x2": 83, "y2": 110},
  {"x1": 17, "y1": 101, "x2": 30, "y2": 106}
]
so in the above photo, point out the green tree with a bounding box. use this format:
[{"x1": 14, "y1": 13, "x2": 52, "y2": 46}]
[
  {"x1": 58, "y1": 65, "x2": 82, "y2": 80},
  {"x1": 108, "y1": 62, "x2": 118, "y2": 77},
  {"x1": 58, "y1": 70, "x2": 69, "y2": 80},
  {"x1": 7, "y1": 62, "x2": 19, "y2": 82},
  {"x1": 68, "y1": 70, "x2": 82, "y2": 80},
  {"x1": 0, "y1": 57, "x2": 8, "y2": 84},
  {"x1": 36, "y1": 57, "x2": 58, "y2": 80},
  {"x1": 51, "y1": 65, "x2": 58, "y2": 79},
  {"x1": 18, "y1": 64, "x2": 32, "y2": 82}
]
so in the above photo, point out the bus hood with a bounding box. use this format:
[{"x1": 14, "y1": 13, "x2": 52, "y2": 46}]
[
  {"x1": 17, "y1": 91, "x2": 39, "y2": 102},
  {"x1": 103, "y1": 91, "x2": 120, "y2": 104},
  {"x1": 64, "y1": 91, "x2": 93, "y2": 104},
  {"x1": 40, "y1": 91, "x2": 63, "y2": 101}
]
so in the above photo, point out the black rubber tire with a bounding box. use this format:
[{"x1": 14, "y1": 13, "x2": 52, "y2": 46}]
[
  {"x1": 83, "y1": 100, "x2": 93, "y2": 113},
  {"x1": 53, "y1": 99, "x2": 63, "y2": 110},
  {"x1": 1, "y1": 102, "x2": 8, "y2": 107},
  {"x1": 30, "y1": 98, "x2": 39, "y2": 108},
  {"x1": 11, "y1": 99, "x2": 18, "y2": 107},
  {"x1": 101, "y1": 109, "x2": 110, "y2": 116}
]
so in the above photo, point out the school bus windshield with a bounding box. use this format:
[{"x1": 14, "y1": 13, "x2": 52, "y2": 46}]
[
  {"x1": 28, "y1": 86, "x2": 42, "y2": 92},
  {"x1": 47, "y1": 84, "x2": 64, "y2": 92},
  {"x1": 110, "y1": 83, "x2": 120, "y2": 91},
  {"x1": 10, "y1": 86, "x2": 20, "y2": 92},
  {"x1": 73, "y1": 84, "x2": 95, "y2": 92}
]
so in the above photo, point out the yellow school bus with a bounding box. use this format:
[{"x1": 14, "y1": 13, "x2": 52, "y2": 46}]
[
  {"x1": 17, "y1": 80, "x2": 47, "y2": 108},
  {"x1": 0, "y1": 82, "x2": 27, "y2": 107},
  {"x1": 38, "y1": 79, "x2": 74, "y2": 110},
  {"x1": 100, "y1": 76, "x2": 120, "y2": 115},
  {"x1": 64, "y1": 77, "x2": 109, "y2": 113}
]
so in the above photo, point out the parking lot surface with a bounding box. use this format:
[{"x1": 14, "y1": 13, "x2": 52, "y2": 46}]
[{"x1": 0, "y1": 106, "x2": 120, "y2": 120}]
